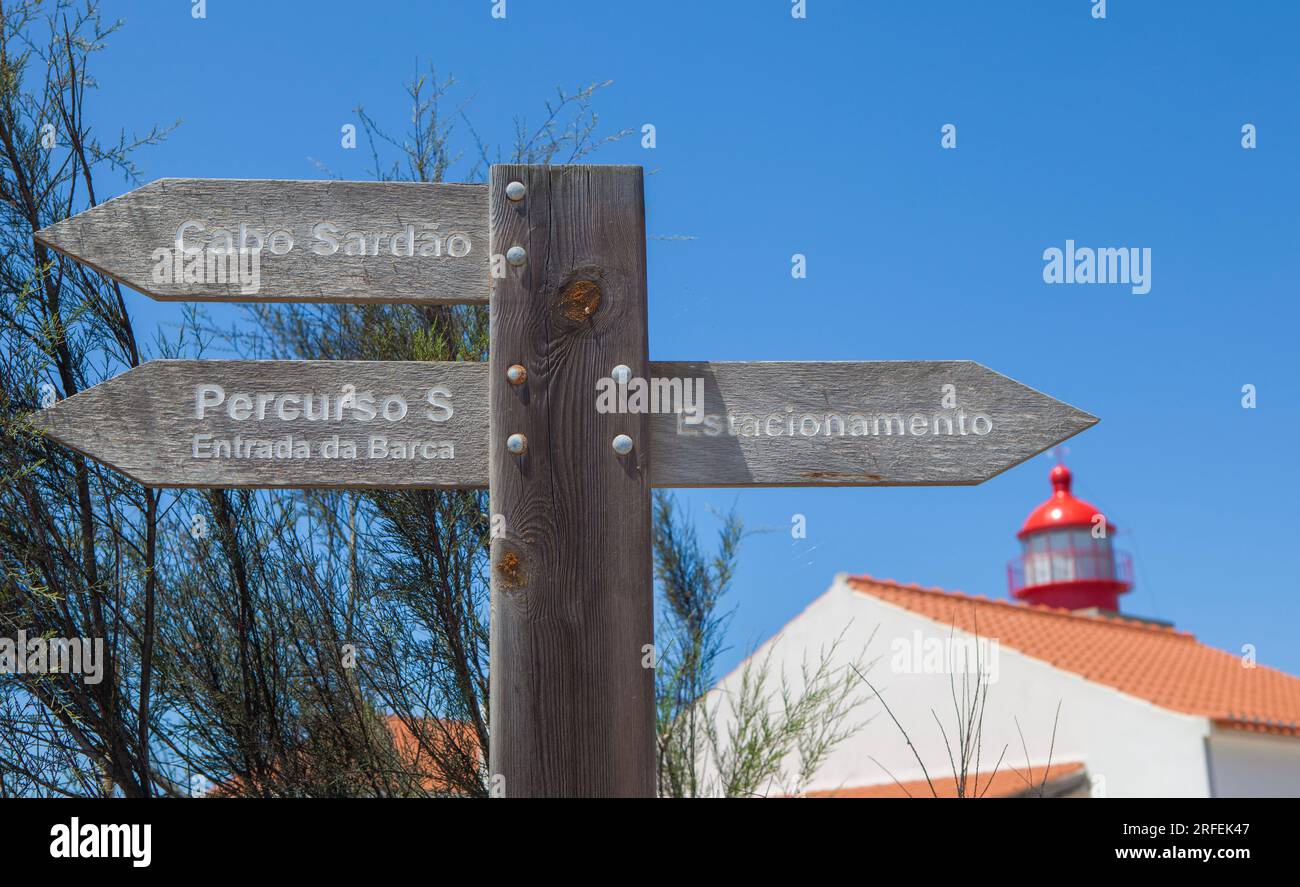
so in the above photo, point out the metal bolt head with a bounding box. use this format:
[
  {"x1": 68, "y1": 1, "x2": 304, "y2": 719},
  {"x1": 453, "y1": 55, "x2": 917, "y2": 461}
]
[
  {"x1": 611, "y1": 364, "x2": 632, "y2": 385},
  {"x1": 612, "y1": 434, "x2": 634, "y2": 456},
  {"x1": 506, "y1": 364, "x2": 527, "y2": 385},
  {"x1": 505, "y1": 181, "x2": 526, "y2": 202},
  {"x1": 506, "y1": 246, "x2": 527, "y2": 266},
  {"x1": 506, "y1": 433, "x2": 527, "y2": 455}
]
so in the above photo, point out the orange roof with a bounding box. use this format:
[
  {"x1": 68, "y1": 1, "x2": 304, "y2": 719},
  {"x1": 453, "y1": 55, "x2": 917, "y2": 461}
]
[
  {"x1": 848, "y1": 575, "x2": 1300, "y2": 737},
  {"x1": 209, "y1": 716, "x2": 481, "y2": 796},
  {"x1": 806, "y1": 761, "x2": 1087, "y2": 798},
  {"x1": 384, "y1": 715, "x2": 483, "y2": 793}
]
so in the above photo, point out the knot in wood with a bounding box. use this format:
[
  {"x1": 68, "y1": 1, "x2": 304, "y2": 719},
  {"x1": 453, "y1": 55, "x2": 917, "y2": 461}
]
[
  {"x1": 496, "y1": 549, "x2": 525, "y2": 589},
  {"x1": 557, "y1": 279, "x2": 602, "y2": 322}
]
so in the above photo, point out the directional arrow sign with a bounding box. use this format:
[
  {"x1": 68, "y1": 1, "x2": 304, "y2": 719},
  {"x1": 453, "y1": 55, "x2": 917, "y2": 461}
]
[
  {"x1": 645, "y1": 360, "x2": 1096, "y2": 487},
  {"x1": 36, "y1": 359, "x2": 1092, "y2": 489},
  {"x1": 34, "y1": 179, "x2": 488, "y2": 304},
  {"x1": 36, "y1": 360, "x2": 490, "y2": 489}
]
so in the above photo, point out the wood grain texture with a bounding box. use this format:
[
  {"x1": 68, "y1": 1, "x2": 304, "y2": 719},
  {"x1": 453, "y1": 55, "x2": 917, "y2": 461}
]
[
  {"x1": 647, "y1": 360, "x2": 1097, "y2": 487},
  {"x1": 34, "y1": 360, "x2": 488, "y2": 489},
  {"x1": 488, "y1": 165, "x2": 654, "y2": 797},
  {"x1": 34, "y1": 359, "x2": 1095, "y2": 491},
  {"x1": 34, "y1": 179, "x2": 488, "y2": 304}
]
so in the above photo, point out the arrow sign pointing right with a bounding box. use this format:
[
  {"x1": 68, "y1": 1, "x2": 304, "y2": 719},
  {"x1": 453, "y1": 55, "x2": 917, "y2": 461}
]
[
  {"x1": 34, "y1": 179, "x2": 489, "y2": 304},
  {"x1": 645, "y1": 361, "x2": 1097, "y2": 487},
  {"x1": 34, "y1": 359, "x2": 1093, "y2": 490}
]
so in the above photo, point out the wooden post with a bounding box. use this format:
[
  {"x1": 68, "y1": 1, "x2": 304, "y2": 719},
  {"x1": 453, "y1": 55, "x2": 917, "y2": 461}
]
[{"x1": 488, "y1": 165, "x2": 654, "y2": 797}]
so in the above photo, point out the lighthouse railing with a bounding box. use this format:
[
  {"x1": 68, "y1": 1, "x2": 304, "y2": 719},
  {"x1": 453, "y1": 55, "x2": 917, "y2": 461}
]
[{"x1": 1007, "y1": 549, "x2": 1134, "y2": 597}]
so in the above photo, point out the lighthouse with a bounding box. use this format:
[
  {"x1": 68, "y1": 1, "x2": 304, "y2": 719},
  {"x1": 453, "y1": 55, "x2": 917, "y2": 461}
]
[{"x1": 1007, "y1": 463, "x2": 1133, "y2": 612}]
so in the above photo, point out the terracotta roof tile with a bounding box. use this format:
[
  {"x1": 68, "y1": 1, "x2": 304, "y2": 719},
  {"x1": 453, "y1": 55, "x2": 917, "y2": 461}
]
[
  {"x1": 847, "y1": 575, "x2": 1300, "y2": 736},
  {"x1": 209, "y1": 716, "x2": 481, "y2": 796},
  {"x1": 806, "y1": 761, "x2": 1087, "y2": 798}
]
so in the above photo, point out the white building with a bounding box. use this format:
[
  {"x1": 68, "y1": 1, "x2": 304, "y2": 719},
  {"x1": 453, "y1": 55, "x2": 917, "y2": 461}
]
[{"x1": 714, "y1": 465, "x2": 1300, "y2": 798}]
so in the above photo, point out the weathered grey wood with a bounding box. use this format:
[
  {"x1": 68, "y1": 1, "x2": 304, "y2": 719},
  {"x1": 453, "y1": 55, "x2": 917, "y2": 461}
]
[
  {"x1": 34, "y1": 359, "x2": 1094, "y2": 491},
  {"x1": 488, "y1": 165, "x2": 654, "y2": 797},
  {"x1": 34, "y1": 179, "x2": 488, "y2": 304},
  {"x1": 646, "y1": 360, "x2": 1097, "y2": 487},
  {"x1": 34, "y1": 360, "x2": 488, "y2": 489}
]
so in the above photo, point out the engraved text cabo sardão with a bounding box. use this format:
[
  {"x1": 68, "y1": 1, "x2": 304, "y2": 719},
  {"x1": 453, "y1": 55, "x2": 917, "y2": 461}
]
[{"x1": 174, "y1": 220, "x2": 473, "y2": 259}]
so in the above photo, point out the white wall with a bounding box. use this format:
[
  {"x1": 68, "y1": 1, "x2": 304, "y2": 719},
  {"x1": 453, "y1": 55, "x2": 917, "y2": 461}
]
[
  {"x1": 1207, "y1": 730, "x2": 1300, "y2": 797},
  {"x1": 709, "y1": 575, "x2": 1213, "y2": 798}
]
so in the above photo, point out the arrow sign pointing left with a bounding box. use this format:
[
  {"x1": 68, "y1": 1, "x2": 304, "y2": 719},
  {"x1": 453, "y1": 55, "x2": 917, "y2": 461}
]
[
  {"x1": 35, "y1": 360, "x2": 491, "y2": 489},
  {"x1": 34, "y1": 179, "x2": 489, "y2": 304}
]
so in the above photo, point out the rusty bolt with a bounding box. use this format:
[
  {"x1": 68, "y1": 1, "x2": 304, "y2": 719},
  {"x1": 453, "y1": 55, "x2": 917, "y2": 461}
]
[{"x1": 506, "y1": 364, "x2": 527, "y2": 385}]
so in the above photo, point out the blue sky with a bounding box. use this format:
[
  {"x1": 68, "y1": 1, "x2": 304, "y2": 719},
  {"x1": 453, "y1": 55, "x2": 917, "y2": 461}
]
[{"x1": 83, "y1": 0, "x2": 1298, "y2": 674}]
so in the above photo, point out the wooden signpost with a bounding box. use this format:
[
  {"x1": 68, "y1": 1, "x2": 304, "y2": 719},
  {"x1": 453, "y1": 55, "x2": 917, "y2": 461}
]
[
  {"x1": 35, "y1": 179, "x2": 489, "y2": 303},
  {"x1": 34, "y1": 165, "x2": 1098, "y2": 798}
]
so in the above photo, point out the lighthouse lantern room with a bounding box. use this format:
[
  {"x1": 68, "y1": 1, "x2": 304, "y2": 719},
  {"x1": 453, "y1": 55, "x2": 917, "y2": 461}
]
[{"x1": 1007, "y1": 463, "x2": 1133, "y2": 612}]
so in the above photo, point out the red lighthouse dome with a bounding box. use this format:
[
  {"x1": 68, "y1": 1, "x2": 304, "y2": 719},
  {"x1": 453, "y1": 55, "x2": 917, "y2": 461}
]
[{"x1": 1007, "y1": 463, "x2": 1133, "y2": 612}]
